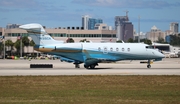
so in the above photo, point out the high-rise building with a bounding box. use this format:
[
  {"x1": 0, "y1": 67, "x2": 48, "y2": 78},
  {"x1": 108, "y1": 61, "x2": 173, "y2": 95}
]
[
  {"x1": 88, "y1": 18, "x2": 103, "y2": 30},
  {"x1": 146, "y1": 25, "x2": 165, "y2": 42},
  {"x1": 82, "y1": 15, "x2": 90, "y2": 30},
  {"x1": 170, "y1": 22, "x2": 179, "y2": 34},
  {"x1": 115, "y1": 15, "x2": 133, "y2": 42},
  {"x1": 115, "y1": 16, "x2": 128, "y2": 30},
  {"x1": 82, "y1": 15, "x2": 103, "y2": 30}
]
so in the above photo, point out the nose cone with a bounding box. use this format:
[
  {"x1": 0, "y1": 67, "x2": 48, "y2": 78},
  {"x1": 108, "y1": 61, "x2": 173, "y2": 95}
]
[{"x1": 158, "y1": 52, "x2": 165, "y2": 58}]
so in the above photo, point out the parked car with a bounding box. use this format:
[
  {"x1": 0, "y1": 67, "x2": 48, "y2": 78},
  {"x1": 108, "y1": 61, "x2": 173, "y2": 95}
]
[
  {"x1": 177, "y1": 51, "x2": 180, "y2": 58},
  {"x1": 0, "y1": 55, "x2": 3, "y2": 59}
]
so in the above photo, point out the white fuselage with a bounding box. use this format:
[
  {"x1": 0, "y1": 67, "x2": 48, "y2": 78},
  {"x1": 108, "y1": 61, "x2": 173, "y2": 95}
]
[
  {"x1": 36, "y1": 42, "x2": 165, "y2": 62},
  {"x1": 19, "y1": 23, "x2": 165, "y2": 68}
]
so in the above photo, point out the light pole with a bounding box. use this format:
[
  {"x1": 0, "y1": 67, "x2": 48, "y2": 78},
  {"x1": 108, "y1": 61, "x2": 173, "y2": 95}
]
[
  {"x1": 3, "y1": 37, "x2": 5, "y2": 59},
  {"x1": 138, "y1": 16, "x2": 140, "y2": 43},
  {"x1": 20, "y1": 34, "x2": 22, "y2": 58}
]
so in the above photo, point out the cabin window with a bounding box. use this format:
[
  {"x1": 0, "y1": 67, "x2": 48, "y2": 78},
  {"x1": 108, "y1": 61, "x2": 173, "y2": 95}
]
[
  {"x1": 122, "y1": 48, "x2": 124, "y2": 51},
  {"x1": 104, "y1": 47, "x2": 107, "y2": 51},
  {"x1": 116, "y1": 48, "x2": 119, "y2": 51},
  {"x1": 110, "y1": 47, "x2": 113, "y2": 51},
  {"x1": 98, "y1": 47, "x2": 101, "y2": 51},
  {"x1": 127, "y1": 48, "x2": 130, "y2": 52}
]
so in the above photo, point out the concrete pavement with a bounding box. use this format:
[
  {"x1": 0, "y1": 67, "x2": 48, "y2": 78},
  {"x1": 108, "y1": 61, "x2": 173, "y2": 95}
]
[{"x1": 0, "y1": 58, "x2": 179, "y2": 76}]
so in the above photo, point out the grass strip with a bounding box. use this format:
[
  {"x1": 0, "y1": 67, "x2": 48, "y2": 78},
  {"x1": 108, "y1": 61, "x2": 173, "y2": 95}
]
[{"x1": 0, "y1": 75, "x2": 179, "y2": 104}]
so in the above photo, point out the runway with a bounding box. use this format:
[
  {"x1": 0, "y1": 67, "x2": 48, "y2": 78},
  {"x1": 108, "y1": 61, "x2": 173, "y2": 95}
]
[{"x1": 0, "y1": 58, "x2": 180, "y2": 76}]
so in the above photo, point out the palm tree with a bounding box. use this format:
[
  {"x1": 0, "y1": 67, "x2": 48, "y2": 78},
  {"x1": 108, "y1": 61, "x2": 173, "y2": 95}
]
[
  {"x1": 5, "y1": 39, "x2": 14, "y2": 56},
  {"x1": 141, "y1": 39, "x2": 152, "y2": 45},
  {"x1": 14, "y1": 39, "x2": 24, "y2": 56},
  {"x1": 29, "y1": 40, "x2": 35, "y2": 56},
  {"x1": 22, "y1": 36, "x2": 30, "y2": 53},
  {"x1": 66, "y1": 38, "x2": 74, "y2": 43},
  {"x1": 0, "y1": 42, "x2": 4, "y2": 55},
  {"x1": 127, "y1": 38, "x2": 134, "y2": 43},
  {"x1": 80, "y1": 39, "x2": 90, "y2": 42}
]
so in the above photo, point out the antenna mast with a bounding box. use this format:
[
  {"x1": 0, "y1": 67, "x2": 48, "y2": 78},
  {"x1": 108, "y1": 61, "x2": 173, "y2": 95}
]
[{"x1": 124, "y1": 10, "x2": 129, "y2": 21}]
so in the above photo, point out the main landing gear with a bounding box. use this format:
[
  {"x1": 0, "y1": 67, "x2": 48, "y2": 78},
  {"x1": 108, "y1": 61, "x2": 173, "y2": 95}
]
[
  {"x1": 147, "y1": 60, "x2": 151, "y2": 68},
  {"x1": 84, "y1": 63, "x2": 98, "y2": 69},
  {"x1": 75, "y1": 64, "x2": 80, "y2": 68},
  {"x1": 74, "y1": 62, "x2": 81, "y2": 68}
]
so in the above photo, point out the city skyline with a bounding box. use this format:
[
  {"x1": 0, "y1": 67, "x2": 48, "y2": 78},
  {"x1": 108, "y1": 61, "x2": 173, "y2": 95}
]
[{"x1": 0, "y1": 0, "x2": 180, "y2": 32}]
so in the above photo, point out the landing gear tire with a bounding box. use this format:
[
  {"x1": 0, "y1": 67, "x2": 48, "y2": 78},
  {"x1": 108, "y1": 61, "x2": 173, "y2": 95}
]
[
  {"x1": 84, "y1": 65, "x2": 89, "y2": 69},
  {"x1": 75, "y1": 64, "x2": 80, "y2": 68},
  {"x1": 147, "y1": 65, "x2": 151, "y2": 68},
  {"x1": 147, "y1": 60, "x2": 151, "y2": 68},
  {"x1": 84, "y1": 64, "x2": 96, "y2": 69},
  {"x1": 90, "y1": 64, "x2": 95, "y2": 69}
]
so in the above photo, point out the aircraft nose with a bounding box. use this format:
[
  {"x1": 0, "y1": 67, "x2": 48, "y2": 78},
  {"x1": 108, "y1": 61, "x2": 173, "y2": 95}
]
[{"x1": 158, "y1": 52, "x2": 165, "y2": 58}]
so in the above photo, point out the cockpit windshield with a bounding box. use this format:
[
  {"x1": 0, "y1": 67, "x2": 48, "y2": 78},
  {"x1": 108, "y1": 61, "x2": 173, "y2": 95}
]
[{"x1": 145, "y1": 46, "x2": 153, "y2": 49}]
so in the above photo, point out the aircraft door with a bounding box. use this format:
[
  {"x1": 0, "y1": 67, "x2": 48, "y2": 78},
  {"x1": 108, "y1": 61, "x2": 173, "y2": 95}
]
[{"x1": 145, "y1": 46, "x2": 150, "y2": 59}]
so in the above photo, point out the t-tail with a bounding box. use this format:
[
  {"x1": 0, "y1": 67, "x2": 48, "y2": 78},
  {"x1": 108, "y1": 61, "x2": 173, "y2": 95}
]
[{"x1": 19, "y1": 23, "x2": 64, "y2": 46}]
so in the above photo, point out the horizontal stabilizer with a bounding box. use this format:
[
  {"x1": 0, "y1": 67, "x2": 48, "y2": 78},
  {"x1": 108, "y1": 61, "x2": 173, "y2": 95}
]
[{"x1": 19, "y1": 23, "x2": 46, "y2": 34}]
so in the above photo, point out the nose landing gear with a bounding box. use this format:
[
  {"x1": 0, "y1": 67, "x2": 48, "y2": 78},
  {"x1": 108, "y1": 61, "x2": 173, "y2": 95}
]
[
  {"x1": 147, "y1": 60, "x2": 151, "y2": 68},
  {"x1": 147, "y1": 64, "x2": 151, "y2": 68}
]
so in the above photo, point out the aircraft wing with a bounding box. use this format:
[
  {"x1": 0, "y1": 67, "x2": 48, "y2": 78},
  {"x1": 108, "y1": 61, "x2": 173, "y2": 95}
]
[{"x1": 60, "y1": 56, "x2": 75, "y2": 63}]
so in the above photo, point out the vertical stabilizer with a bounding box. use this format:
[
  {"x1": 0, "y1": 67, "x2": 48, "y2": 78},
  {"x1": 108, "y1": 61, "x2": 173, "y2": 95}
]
[{"x1": 19, "y1": 23, "x2": 63, "y2": 46}]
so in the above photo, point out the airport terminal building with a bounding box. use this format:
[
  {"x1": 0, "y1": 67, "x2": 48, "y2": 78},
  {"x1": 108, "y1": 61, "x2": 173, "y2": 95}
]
[
  {"x1": 3, "y1": 28, "x2": 117, "y2": 43},
  {"x1": 0, "y1": 26, "x2": 117, "y2": 53}
]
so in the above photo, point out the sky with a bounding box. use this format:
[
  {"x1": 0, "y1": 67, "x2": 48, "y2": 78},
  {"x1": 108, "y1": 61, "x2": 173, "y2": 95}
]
[{"x1": 0, "y1": 0, "x2": 180, "y2": 33}]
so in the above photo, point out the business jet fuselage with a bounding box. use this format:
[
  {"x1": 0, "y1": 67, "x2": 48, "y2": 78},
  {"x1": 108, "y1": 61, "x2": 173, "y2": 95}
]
[{"x1": 19, "y1": 23, "x2": 165, "y2": 69}]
